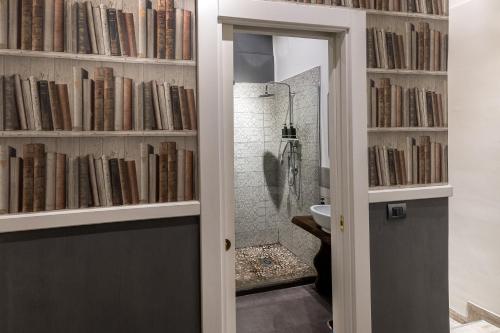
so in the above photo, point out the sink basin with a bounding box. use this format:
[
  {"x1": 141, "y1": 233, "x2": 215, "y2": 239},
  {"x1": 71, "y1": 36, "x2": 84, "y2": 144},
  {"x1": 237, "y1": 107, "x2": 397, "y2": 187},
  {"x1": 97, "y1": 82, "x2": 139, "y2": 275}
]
[{"x1": 310, "y1": 205, "x2": 331, "y2": 233}]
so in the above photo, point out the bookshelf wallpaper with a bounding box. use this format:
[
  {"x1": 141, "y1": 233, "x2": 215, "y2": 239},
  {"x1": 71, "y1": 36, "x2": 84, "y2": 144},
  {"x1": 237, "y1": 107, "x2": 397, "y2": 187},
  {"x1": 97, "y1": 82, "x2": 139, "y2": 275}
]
[{"x1": 0, "y1": 0, "x2": 198, "y2": 216}]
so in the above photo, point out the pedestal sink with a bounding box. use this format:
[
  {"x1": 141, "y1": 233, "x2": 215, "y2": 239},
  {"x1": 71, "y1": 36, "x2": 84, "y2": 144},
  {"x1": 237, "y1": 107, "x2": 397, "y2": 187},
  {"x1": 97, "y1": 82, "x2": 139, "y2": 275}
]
[{"x1": 310, "y1": 205, "x2": 331, "y2": 233}]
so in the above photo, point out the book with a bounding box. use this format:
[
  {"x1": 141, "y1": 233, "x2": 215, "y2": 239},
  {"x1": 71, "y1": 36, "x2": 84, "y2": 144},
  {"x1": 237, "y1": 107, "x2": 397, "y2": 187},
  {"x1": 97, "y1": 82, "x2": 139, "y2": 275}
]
[
  {"x1": 107, "y1": 8, "x2": 121, "y2": 56},
  {"x1": 93, "y1": 6, "x2": 104, "y2": 55},
  {"x1": 182, "y1": 10, "x2": 192, "y2": 60},
  {"x1": 29, "y1": 76, "x2": 42, "y2": 130},
  {"x1": 158, "y1": 83, "x2": 169, "y2": 129},
  {"x1": 117, "y1": 10, "x2": 129, "y2": 56},
  {"x1": 0, "y1": 145, "x2": 15, "y2": 214},
  {"x1": 0, "y1": 76, "x2": 3, "y2": 130},
  {"x1": 170, "y1": 85, "x2": 182, "y2": 130},
  {"x1": 179, "y1": 86, "x2": 189, "y2": 130},
  {"x1": 135, "y1": 82, "x2": 144, "y2": 130},
  {"x1": 32, "y1": 0, "x2": 44, "y2": 51},
  {"x1": 71, "y1": 2, "x2": 78, "y2": 53},
  {"x1": 9, "y1": 156, "x2": 22, "y2": 213},
  {"x1": 109, "y1": 158, "x2": 122, "y2": 205},
  {"x1": 123, "y1": 77, "x2": 133, "y2": 130},
  {"x1": 22, "y1": 79, "x2": 35, "y2": 130},
  {"x1": 127, "y1": 160, "x2": 139, "y2": 204},
  {"x1": 8, "y1": 0, "x2": 18, "y2": 49},
  {"x1": 143, "y1": 81, "x2": 155, "y2": 130},
  {"x1": 77, "y1": 2, "x2": 91, "y2": 53},
  {"x1": 156, "y1": 9, "x2": 166, "y2": 58},
  {"x1": 22, "y1": 144, "x2": 34, "y2": 212},
  {"x1": 57, "y1": 84, "x2": 72, "y2": 130},
  {"x1": 151, "y1": 80, "x2": 162, "y2": 129},
  {"x1": 48, "y1": 81, "x2": 64, "y2": 130},
  {"x1": 118, "y1": 158, "x2": 131, "y2": 204},
  {"x1": 148, "y1": 153, "x2": 157, "y2": 203},
  {"x1": 101, "y1": 155, "x2": 113, "y2": 206},
  {"x1": 38, "y1": 80, "x2": 54, "y2": 131},
  {"x1": 140, "y1": 143, "x2": 153, "y2": 204},
  {"x1": 114, "y1": 76, "x2": 124, "y2": 130},
  {"x1": 86, "y1": 1, "x2": 98, "y2": 54},
  {"x1": 88, "y1": 154, "x2": 99, "y2": 206},
  {"x1": 4, "y1": 75, "x2": 20, "y2": 130},
  {"x1": 166, "y1": 142, "x2": 177, "y2": 201},
  {"x1": 78, "y1": 154, "x2": 91, "y2": 208},
  {"x1": 20, "y1": 0, "x2": 32, "y2": 50},
  {"x1": 368, "y1": 146, "x2": 378, "y2": 187},
  {"x1": 164, "y1": 82, "x2": 174, "y2": 130},
  {"x1": 158, "y1": 142, "x2": 168, "y2": 202},
  {"x1": 32, "y1": 143, "x2": 45, "y2": 212},
  {"x1": 103, "y1": 67, "x2": 114, "y2": 131},
  {"x1": 177, "y1": 149, "x2": 185, "y2": 201},
  {"x1": 124, "y1": 12, "x2": 137, "y2": 57},
  {"x1": 55, "y1": 153, "x2": 66, "y2": 210},
  {"x1": 14, "y1": 75, "x2": 28, "y2": 130},
  {"x1": 93, "y1": 67, "x2": 105, "y2": 131},
  {"x1": 165, "y1": 9, "x2": 175, "y2": 59},
  {"x1": 94, "y1": 156, "x2": 106, "y2": 207},
  {"x1": 67, "y1": 156, "x2": 78, "y2": 209},
  {"x1": 146, "y1": 8, "x2": 154, "y2": 58},
  {"x1": 73, "y1": 67, "x2": 88, "y2": 131},
  {"x1": 184, "y1": 150, "x2": 194, "y2": 200},
  {"x1": 138, "y1": 0, "x2": 147, "y2": 58},
  {"x1": 100, "y1": 4, "x2": 111, "y2": 56},
  {"x1": 0, "y1": 0, "x2": 7, "y2": 49},
  {"x1": 175, "y1": 8, "x2": 183, "y2": 60},
  {"x1": 83, "y1": 78, "x2": 93, "y2": 130},
  {"x1": 54, "y1": 0, "x2": 65, "y2": 52},
  {"x1": 44, "y1": 0, "x2": 54, "y2": 51},
  {"x1": 45, "y1": 152, "x2": 57, "y2": 211}
]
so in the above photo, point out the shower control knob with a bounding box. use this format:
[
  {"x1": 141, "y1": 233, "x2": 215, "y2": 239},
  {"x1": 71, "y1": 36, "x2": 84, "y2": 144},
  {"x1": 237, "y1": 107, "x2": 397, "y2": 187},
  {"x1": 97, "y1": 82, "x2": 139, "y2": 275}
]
[{"x1": 225, "y1": 239, "x2": 232, "y2": 251}]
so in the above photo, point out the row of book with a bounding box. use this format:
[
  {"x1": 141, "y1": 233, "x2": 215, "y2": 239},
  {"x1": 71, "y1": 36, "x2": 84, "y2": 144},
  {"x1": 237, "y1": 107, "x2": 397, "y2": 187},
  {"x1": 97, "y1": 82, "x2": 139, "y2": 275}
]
[
  {"x1": 367, "y1": 23, "x2": 448, "y2": 72},
  {"x1": 0, "y1": 142, "x2": 195, "y2": 215},
  {"x1": 368, "y1": 78, "x2": 446, "y2": 128},
  {"x1": 368, "y1": 136, "x2": 448, "y2": 187},
  {"x1": 0, "y1": 69, "x2": 197, "y2": 131},
  {"x1": 0, "y1": 0, "x2": 193, "y2": 60},
  {"x1": 276, "y1": 0, "x2": 448, "y2": 16}
]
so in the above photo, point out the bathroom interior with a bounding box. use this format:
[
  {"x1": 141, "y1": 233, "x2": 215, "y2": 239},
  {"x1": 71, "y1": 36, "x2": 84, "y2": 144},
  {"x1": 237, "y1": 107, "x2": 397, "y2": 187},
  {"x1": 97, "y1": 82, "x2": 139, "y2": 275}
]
[{"x1": 234, "y1": 32, "x2": 333, "y2": 331}]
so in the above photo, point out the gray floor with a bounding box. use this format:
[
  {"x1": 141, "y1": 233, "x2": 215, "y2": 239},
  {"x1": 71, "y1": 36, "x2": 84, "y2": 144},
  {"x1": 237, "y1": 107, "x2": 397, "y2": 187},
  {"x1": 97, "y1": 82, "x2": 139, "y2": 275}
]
[{"x1": 236, "y1": 284, "x2": 331, "y2": 333}]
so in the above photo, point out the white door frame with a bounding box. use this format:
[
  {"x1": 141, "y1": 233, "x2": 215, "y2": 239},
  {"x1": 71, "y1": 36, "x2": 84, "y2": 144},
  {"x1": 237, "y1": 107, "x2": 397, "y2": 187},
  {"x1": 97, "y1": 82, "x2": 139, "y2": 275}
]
[{"x1": 198, "y1": 1, "x2": 371, "y2": 333}]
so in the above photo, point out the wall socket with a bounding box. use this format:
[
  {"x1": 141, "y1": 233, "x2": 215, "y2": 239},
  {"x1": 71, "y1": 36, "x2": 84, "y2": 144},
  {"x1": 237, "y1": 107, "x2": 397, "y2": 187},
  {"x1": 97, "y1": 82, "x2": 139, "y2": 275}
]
[{"x1": 387, "y1": 203, "x2": 407, "y2": 220}]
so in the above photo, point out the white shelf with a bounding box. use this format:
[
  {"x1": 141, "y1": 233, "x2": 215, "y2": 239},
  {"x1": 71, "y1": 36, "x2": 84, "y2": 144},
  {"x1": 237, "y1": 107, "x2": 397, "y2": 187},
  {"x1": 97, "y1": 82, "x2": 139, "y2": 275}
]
[
  {"x1": 0, "y1": 201, "x2": 201, "y2": 234},
  {"x1": 0, "y1": 130, "x2": 197, "y2": 138},
  {"x1": 365, "y1": 9, "x2": 448, "y2": 21},
  {"x1": 368, "y1": 127, "x2": 448, "y2": 133},
  {"x1": 367, "y1": 68, "x2": 448, "y2": 76},
  {"x1": 369, "y1": 184, "x2": 453, "y2": 203},
  {"x1": 0, "y1": 49, "x2": 197, "y2": 66}
]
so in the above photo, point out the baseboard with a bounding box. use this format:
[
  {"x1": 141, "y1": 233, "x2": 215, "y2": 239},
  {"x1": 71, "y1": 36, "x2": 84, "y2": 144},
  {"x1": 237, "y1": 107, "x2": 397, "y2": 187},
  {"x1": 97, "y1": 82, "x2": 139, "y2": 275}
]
[{"x1": 450, "y1": 302, "x2": 500, "y2": 327}]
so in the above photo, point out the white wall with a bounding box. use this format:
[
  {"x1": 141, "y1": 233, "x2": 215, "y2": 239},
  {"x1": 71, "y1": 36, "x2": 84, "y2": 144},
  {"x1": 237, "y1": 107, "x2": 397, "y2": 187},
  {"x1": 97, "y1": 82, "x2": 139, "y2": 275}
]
[
  {"x1": 273, "y1": 36, "x2": 330, "y2": 168},
  {"x1": 449, "y1": 0, "x2": 500, "y2": 317}
]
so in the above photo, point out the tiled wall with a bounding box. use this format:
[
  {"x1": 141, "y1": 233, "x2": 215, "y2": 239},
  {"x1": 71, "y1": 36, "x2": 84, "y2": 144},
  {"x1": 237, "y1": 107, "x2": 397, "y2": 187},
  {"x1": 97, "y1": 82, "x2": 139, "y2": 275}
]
[{"x1": 234, "y1": 68, "x2": 322, "y2": 267}]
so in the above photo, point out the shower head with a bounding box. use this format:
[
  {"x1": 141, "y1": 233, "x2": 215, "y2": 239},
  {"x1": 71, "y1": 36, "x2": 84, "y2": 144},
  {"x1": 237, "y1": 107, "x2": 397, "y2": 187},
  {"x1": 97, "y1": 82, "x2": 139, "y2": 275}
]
[{"x1": 259, "y1": 85, "x2": 275, "y2": 98}]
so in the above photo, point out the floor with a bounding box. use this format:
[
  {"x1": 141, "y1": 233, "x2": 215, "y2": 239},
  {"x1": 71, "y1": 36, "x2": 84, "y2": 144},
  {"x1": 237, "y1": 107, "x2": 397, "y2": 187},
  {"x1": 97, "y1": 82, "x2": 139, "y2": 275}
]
[
  {"x1": 235, "y1": 244, "x2": 316, "y2": 291},
  {"x1": 237, "y1": 284, "x2": 331, "y2": 333},
  {"x1": 451, "y1": 321, "x2": 500, "y2": 333}
]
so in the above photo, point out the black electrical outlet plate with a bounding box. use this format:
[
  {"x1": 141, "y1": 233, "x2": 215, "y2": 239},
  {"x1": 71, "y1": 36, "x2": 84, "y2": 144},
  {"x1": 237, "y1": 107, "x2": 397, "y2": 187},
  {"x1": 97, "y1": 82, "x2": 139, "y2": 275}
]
[{"x1": 387, "y1": 203, "x2": 407, "y2": 220}]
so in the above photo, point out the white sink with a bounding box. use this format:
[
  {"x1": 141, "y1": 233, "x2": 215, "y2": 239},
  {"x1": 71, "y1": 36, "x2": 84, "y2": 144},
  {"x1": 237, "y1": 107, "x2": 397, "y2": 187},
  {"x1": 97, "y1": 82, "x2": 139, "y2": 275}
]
[{"x1": 310, "y1": 205, "x2": 331, "y2": 233}]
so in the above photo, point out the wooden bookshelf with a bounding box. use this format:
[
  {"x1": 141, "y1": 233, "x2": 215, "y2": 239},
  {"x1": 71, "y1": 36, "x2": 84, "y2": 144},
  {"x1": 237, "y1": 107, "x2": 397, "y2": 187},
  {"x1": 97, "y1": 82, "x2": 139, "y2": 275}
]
[
  {"x1": 367, "y1": 68, "x2": 448, "y2": 76},
  {"x1": 368, "y1": 127, "x2": 448, "y2": 133},
  {"x1": 364, "y1": 9, "x2": 448, "y2": 21},
  {"x1": 369, "y1": 184, "x2": 452, "y2": 203},
  {"x1": 0, "y1": 49, "x2": 197, "y2": 66},
  {"x1": 0, "y1": 130, "x2": 198, "y2": 138}
]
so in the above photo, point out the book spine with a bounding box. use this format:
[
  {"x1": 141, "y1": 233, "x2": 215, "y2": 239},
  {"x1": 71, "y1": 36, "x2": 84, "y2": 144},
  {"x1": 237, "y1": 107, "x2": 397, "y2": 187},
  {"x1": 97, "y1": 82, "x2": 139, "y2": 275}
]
[
  {"x1": 118, "y1": 158, "x2": 131, "y2": 204},
  {"x1": 78, "y1": 154, "x2": 91, "y2": 208},
  {"x1": 127, "y1": 160, "x2": 139, "y2": 204},
  {"x1": 0, "y1": 76, "x2": 3, "y2": 130},
  {"x1": 93, "y1": 67, "x2": 104, "y2": 131},
  {"x1": 134, "y1": 82, "x2": 144, "y2": 130},
  {"x1": 86, "y1": 1, "x2": 98, "y2": 54},
  {"x1": 123, "y1": 77, "x2": 133, "y2": 130},
  {"x1": 45, "y1": 152, "x2": 57, "y2": 211},
  {"x1": 165, "y1": 9, "x2": 175, "y2": 59},
  {"x1": 177, "y1": 149, "x2": 185, "y2": 201},
  {"x1": 33, "y1": 143, "x2": 46, "y2": 212},
  {"x1": 164, "y1": 82, "x2": 174, "y2": 130},
  {"x1": 66, "y1": 156, "x2": 76, "y2": 209},
  {"x1": 94, "y1": 156, "x2": 106, "y2": 207},
  {"x1": 170, "y1": 85, "x2": 182, "y2": 130},
  {"x1": 100, "y1": 5, "x2": 111, "y2": 56},
  {"x1": 143, "y1": 81, "x2": 154, "y2": 130},
  {"x1": 72, "y1": 67, "x2": 86, "y2": 131},
  {"x1": 158, "y1": 143, "x2": 168, "y2": 202},
  {"x1": 53, "y1": 0, "x2": 65, "y2": 52},
  {"x1": 138, "y1": 0, "x2": 147, "y2": 58},
  {"x1": 22, "y1": 79, "x2": 35, "y2": 130},
  {"x1": 22, "y1": 144, "x2": 34, "y2": 212},
  {"x1": 83, "y1": 78, "x2": 93, "y2": 131},
  {"x1": 20, "y1": 0, "x2": 32, "y2": 50},
  {"x1": 158, "y1": 83, "x2": 169, "y2": 129},
  {"x1": 125, "y1": 13, "x2": 137, "y2": 57},
  {"x1": 107, "y1": 8, "x2": 121, "y2": 56},
  {"x1": 109, "y1": 158, "x2": 122, "y2": 205},
  {"x1": 71, "y1": 2, "x2": 78, "y2": 53},
  {"x1": 146, "y1": 8, "x2": 154, "y2": 58},
  {"x1": 156, "y1": 9, "x2": 166, "y2": 58},
  {"x1": 114, "y1": 76, "x2": 124, "y2": 131},
  {"x1": 88, "y1": 154, "x2": 99, "y2": 206},
  {"x1": 14, "y1": 74, "x2": 28, "y2": 130},
  {"x1": 148, "y1": 153, "x2": 157, "y2": 203},
  {"x1": 0, "y1": 0, "x2": 8, "y2": 49},
  {"x1": 8, "y1": 0, "x2": 18, "y2": 49},
  {"x1": 101, "y1": 155, "x2": 113, "y2": 206},
  {"x1": 117, "y1": 10, "x2": 129, "y2": 56},
  {"x1": 9, "y1": 156, "x2": 22, "y2": 213},
  {"x1": 182, "y1": 10, "x2": 191, "y2": 60},
  {"x1": 31, "y1": 0, "x2": 44, "y2": 51},
  {"x1": 166, "y1": 142, "x2": 177, "y2": 201},
  {"x1": 151, "y1": 80, "x2": 162, "y2": 129},
  {"x1": 103, "y1": 67, "x2": 114, "y2": 131},
  {"x1": 0, "y1": 145, "x2": 10, "y2": 213},
  {"x1": 178, "y1": 86, "x2": 189, "y2": 130},
  {"x1": 29, "y1": 76, "x2": 42, "y2": 130},
  {"x1": 184, "y1": 150, "x2": 194, "y2": 200},
  {"x1": 93, "y1": 6, "x2": 105, "y2": 55},
  {"x1": 57, "y1": 84, "x2": 72, "y2": 130},
  {"x1": 4, "y1": 75, "x2": 20, "y2": 130},
  {"x1": 55, "y1": 153, "x2": 66, "y2": 210},
  {"x1": 140, "y1": 143, "x2": 150, "y2": 204},
  {"x1": 38, "y1": 80, "x2": 54, "y2": 130},
  {"x1": 175, "y1": 9, "x2": 183, "y2": 60},
  {"x1": 48, "y1": 81, "x2": 64, "y2": 130},
  {"x1": 77, "y1": 2, "x2": 91, "y2": 54},
  {"x1": 44, "y1": 0, "x2": 54, "y2": 51}
]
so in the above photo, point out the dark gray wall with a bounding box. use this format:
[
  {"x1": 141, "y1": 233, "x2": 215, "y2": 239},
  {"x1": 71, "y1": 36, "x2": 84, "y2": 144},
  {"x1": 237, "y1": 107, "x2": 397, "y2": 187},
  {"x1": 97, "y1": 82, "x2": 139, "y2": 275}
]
[
  {"x1": 0, "y1": 217, "x2": 201, "y2": 333},
  {"x1": 234, "y1": 33, "x2": 274, "y2": 83},
  {"x1": 369, "y1": 198, "x2": 449, "y2": 333}
]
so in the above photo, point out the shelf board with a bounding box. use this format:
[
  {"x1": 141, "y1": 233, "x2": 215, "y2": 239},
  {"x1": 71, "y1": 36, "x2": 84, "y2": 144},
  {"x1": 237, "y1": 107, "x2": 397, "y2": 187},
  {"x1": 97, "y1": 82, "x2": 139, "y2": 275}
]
[
  {"x1": 368, "y1": 127, "x2": 448, "y2": 133},
  {"x1": 369, "y1": 183, "x2": 453, "y2": 203},
  {"x1": 367, "y1": 68, "x2": 448, "y2": 76},
  {"x1": 0, "y1": 201, "x2": 201, "y2": 234},
  {"x1": 0, "y1": 130, "x2": 197, "y2": 138},
  {"x1": 0, "y1": 49, "x2": 197, "y2": 66},
  {"x1": 365, "y1": 9, "x2": 449, "y2": 21}
]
